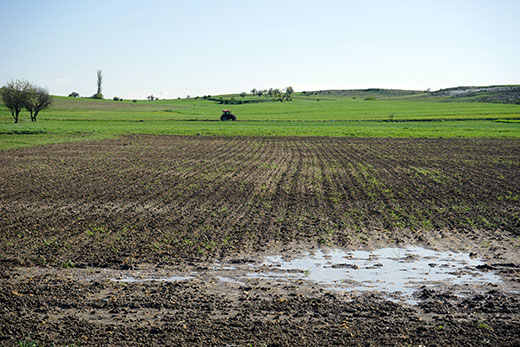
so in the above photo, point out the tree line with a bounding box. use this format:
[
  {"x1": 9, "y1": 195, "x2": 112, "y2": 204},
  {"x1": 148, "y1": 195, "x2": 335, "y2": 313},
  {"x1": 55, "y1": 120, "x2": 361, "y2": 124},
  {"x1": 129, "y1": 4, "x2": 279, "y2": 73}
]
[
  {"x1": 249, "y1": 87, "x2": 294, "y2": 102},
  {"x1": 1, "y1": 80, "x2": 52, "y2": 123}
]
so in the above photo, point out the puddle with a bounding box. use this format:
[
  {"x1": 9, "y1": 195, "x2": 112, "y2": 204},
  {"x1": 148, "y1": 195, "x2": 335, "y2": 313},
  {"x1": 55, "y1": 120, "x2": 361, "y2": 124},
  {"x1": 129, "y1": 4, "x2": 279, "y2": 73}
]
[
  {"x1": 252, "y1": 247, "x2": 502, "y2": 297},
  {"x1": 215, "y1": 276, "x2": 245, "y2": 285},
  {"x1": 105, "y1": 246, "x2": 504, "y2": 303}
]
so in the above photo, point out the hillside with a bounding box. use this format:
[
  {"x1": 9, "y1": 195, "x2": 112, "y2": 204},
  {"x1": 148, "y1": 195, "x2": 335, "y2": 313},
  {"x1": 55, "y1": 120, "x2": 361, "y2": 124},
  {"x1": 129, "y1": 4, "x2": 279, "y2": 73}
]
[
  {"x1": 304, "y1": 85, "x2": 520, "y2": 104},
  {"x1": 304, "y1": 88, "x2": 423, "y2": 98},
  {"x1": 429, "y1": 85, "x2": 520, "y2": 104}
]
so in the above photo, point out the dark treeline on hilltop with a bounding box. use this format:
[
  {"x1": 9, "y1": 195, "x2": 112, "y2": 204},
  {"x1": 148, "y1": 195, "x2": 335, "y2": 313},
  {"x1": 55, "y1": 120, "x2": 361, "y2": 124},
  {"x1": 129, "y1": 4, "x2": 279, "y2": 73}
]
[{"x1": 199, "y1": 87, "x2": 295, "y2": 105}]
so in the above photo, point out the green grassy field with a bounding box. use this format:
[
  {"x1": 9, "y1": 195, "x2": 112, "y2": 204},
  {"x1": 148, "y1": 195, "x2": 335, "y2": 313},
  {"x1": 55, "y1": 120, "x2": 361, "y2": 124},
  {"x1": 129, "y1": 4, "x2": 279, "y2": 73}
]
[{"x1": 1, "y1": 92, "x2": 520, "y2": 150}]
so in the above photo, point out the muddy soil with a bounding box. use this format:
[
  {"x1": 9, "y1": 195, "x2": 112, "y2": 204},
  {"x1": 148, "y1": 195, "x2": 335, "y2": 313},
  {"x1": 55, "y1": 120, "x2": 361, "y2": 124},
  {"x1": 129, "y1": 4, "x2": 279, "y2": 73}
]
[{"x1": 0, "y1": 135, "x2": 519, "y2": 346}]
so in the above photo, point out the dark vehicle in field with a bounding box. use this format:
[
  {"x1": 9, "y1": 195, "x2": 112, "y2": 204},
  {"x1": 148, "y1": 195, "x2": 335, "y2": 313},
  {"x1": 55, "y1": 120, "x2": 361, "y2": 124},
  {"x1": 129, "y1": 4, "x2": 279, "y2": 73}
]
[{"x1": 220, "y1": 109, "x2": 237, "y2": 121}]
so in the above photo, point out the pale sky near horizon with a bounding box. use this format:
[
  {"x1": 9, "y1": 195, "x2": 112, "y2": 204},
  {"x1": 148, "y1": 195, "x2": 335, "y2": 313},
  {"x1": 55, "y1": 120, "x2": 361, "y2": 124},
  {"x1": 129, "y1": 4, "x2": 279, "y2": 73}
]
[{"x1": 1, "y1": 0, "x2": 519, "y2": 99}]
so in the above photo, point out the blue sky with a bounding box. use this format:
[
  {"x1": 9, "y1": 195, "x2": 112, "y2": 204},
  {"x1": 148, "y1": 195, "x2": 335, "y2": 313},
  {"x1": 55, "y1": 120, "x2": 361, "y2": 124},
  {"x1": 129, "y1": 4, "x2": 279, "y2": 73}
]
[{"x1": 1, "y1": 0, "x2": 519, "y2": 99}]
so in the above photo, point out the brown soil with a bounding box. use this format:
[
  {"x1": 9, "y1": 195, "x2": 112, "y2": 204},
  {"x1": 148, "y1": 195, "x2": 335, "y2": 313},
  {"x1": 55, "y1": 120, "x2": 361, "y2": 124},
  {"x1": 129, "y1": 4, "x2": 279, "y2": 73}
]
[{"x1": 1, "y1": 135, "x2": 519, "y2": 346}]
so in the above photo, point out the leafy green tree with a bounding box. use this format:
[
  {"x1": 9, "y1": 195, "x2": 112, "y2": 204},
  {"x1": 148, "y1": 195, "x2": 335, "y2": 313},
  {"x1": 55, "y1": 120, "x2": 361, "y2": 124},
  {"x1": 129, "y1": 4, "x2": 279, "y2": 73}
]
[
  {"x1": 240, "y1": 92, "x2": 246, "y2": 98},
  {"x1": 1, "y1": 80, "x2": 33, "y2": 123},
  {"x1": 25, "y1": 86, "x2": 52, "y2": 122},
  {"x1": 282, "y1": 86, "x2": 294, "y2": 101},
  {"x1": 272, "y1": 88, "x2": 281, "y2": 101}
]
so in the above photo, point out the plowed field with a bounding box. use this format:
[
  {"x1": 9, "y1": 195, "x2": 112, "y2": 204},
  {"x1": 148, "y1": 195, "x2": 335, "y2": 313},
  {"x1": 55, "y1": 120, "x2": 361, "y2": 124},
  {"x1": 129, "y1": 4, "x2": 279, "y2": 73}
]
[{"x1": 1, "y1": 135, "x2": 519, "y2": 346}]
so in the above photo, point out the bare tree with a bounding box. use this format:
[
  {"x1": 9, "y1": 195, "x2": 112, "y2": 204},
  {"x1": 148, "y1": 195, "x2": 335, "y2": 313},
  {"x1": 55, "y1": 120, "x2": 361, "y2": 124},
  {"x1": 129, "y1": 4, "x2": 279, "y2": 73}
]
[
  {"x1": 1, "y1": 80, "x2": 33, "y2": 123},
  {"x1": 25, "y1": 86, "x2": 52, "y2": 122}
]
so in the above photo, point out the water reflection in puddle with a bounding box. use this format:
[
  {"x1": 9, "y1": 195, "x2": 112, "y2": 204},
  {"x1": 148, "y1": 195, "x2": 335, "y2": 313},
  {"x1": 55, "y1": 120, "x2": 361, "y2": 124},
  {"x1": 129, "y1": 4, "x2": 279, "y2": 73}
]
[
  {"x1": 109, "y1": 246, "x2": 502, "y2": 302},
  {"x1": 250, "y1": 247, "x2": 501, "y2": 296},
  {"x1": 215, "y1": 275, "x2": 245, "y2": 285}
]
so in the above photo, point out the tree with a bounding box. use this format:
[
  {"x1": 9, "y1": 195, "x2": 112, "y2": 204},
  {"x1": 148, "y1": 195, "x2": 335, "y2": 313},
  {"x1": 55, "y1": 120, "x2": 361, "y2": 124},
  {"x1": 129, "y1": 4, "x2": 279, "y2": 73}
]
[
  {"x1": 147, "y1": 95, "x2": 155, "y2": 101},
  {"x1": 68, "y1": 92, "x2": 79, "y2": 97},
  {"x1": 251, "y1": 88, "x2": 257, "y2": 96},
  {"x1": 240, "y1": 92, "x2": 246, "y2": 98},
  {"x1": 93, "y1": 69, "x2": 103, "y2": 99},
  {"x1": 280, "y1": 86, "x2": 294, "y2": 102},
  {"x1": 271, "y1": 88, "x2": 281, "y2": 101},
  {"x1": 1, "y1": 80, "x2": 33, "y2": 123},
  {"x1": 273, "y1": 88, "x2": 290, "y2": 102},
  {"x1": 256, "y1": 89, "x2": 263, "y2": 98},
  {"x1": 25, "y1": 86, "x2": 52, "y2": 122}
]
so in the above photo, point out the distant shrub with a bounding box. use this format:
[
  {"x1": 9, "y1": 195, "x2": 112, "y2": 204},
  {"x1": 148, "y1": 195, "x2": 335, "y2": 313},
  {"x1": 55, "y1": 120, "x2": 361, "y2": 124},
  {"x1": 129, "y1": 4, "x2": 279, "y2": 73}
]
[
  {"x1": 68, "y1": 92, "x2": 79, "y2": 98},
  {"x1": 217, "y1": 97, "x2": 244, "y2": 105},
  {"x1": 364, "y1": 96, "x2": 376, "y2": 101},
  {"x1": 132, "y1": 99, "x2": 137, "y2": 103},
  {"x1": 113, "y1": 96, "x2": 121, "y2": 101},
  {"x1": 92, "y1": 93, "x2": 103, "y2": 99}
]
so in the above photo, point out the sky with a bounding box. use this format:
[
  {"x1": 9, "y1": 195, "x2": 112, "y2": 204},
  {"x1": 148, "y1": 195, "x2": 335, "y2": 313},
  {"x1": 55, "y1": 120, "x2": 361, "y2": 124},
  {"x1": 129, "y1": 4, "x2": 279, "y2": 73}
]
[{"x1": 1, "y1": 0, "x2": 519, "y2": 99}]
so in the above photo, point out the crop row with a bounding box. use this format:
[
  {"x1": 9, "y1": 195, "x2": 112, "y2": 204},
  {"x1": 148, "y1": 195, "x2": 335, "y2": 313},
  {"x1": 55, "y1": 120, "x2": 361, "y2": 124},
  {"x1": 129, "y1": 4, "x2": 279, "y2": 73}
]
[{"x1": 0, "y1": 135, "x2": 518, "y2": 267}]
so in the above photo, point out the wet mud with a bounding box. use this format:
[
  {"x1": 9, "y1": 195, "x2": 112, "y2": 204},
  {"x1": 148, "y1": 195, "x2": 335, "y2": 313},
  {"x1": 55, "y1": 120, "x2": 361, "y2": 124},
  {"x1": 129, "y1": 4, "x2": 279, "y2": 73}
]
[{"x1": 1, "y1": 135, "x2": 519, "y2": 346}]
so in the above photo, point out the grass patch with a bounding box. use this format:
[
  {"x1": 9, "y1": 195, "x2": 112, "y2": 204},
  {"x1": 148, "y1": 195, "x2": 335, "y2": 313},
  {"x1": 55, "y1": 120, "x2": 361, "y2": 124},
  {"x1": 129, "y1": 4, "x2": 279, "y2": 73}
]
[{"x1": 1, "y1": 94, "x2": 519, "y2": 150}]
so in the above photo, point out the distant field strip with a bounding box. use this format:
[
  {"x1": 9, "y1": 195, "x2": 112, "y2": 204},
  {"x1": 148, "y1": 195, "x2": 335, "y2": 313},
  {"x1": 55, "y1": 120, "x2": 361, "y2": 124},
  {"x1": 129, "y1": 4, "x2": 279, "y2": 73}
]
[
  {"x1": 4, "y1": 96, "x2": 520, "y2": 121},
  {"x1": 1, "y1": 95, "x2": 520, "y2": 149}
]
